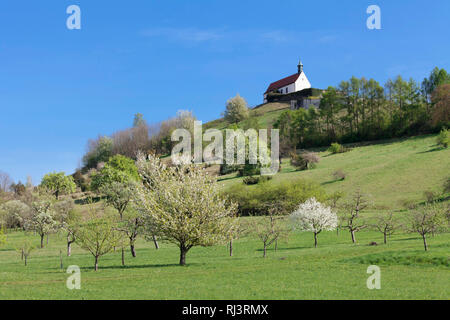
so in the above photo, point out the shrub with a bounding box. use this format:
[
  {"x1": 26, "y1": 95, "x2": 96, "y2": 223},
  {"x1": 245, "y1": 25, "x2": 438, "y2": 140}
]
[
  {"x1": 243, "y1": 176, "x2": 259, "y2": 185},
  {"x1": 238, "y1": 164, "x2": 261, "y2": 177},
  {"x1": 226, "y1": 178, "x2": 327, "y2": 216},
  {"x1": 436, "y1": 128, "x2": 449, "y2": 148},
  {"x1": 219, "y1": 164, "x2": 240, "y2": 175},
  {"x1": 328, "y1": 142, "x2": 347, "y2": 154},
  {"x1": 333, "y1": 169, "x2": 347, "y2": 181},
  {"x1": 302, "y1": 152, "x2": 320, "y2": 169},
  {"x1": 290, "y1": 152, "x2": 307, "y2": 171},
  {"x1": 243, "y1": 175, "x2": 273, "y2": 185},
  {"x1": 290, "y1": 152, "x2": 320, "y2": 170}
]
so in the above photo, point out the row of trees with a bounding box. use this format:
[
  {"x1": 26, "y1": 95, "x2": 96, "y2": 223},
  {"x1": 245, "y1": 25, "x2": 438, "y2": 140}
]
[
  {"x1": 1, "y1": 164, "x2": 448, "y2": 270},
  {"x1": 275, "y1": 67, "x2": 450, "y2": 153},
  {"x1": 257, "y1": 190, "x2": 448, "y2": 255}
]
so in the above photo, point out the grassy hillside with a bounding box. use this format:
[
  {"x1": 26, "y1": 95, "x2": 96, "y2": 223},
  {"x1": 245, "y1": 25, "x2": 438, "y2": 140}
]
[
  {"x1": 220, "y1": 134, "x2": 450, "y2": 211},
  {"x1": 204, "y1": 102, "x2": 290, "y2": 130}
]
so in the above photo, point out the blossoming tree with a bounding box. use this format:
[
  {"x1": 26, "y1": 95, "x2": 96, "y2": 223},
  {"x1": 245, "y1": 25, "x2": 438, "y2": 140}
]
[
  {"x1": 134, "y1": 153, "x2": 238, "y2": 265},
  {"x1": 290, "y1": 198, "x2": 337, "y2": 248}
]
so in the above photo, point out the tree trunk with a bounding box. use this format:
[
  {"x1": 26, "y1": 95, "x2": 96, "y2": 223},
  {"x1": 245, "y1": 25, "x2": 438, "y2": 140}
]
[
  {"x1": 67, "y1": 241, "x2": 72, "y2": 256},
  {"x1": 152, "y1": 235, "x2": 159, "y2": 250},
  {"x1": 121, "y1": 247, "x2": 125, "y2": 266},
  {"x1": 94, "y1": 256, "x2": 99, "y2": 271},
  {"x1": 179, "y1": 246, "x2": 188, "y2": 266},
  {"x1": 263, "y1": 243, "x2": 267, "y2": 258},
  {"x1": 314, "y1": 232, "x2": 318, "y2": 248},
  {"x1": 40, "y1": 235, "x2": 44, "y2": 248},
  {"x1": 130, "y1": 244, "x2": 136, "y2": 258},
  {"x1": 422, "y1": 234, "x2": 428, "y2": 251},
  {"x1": 24, "y1": 255, "x2": 27, "y2": 266},
  {"x1": 21, "y1": 249, "x2": 24, "y2": 260},
  {"x1": 351, "y1": 230, "x2": 356, "y2": 243},
  {"x1": 384, "y1": 232, "x2": 387, "y2": 244},
  {"x1": 275, "y1": 239, "x2": 278, "y2": 252},
  {"x1": 229, "y1": 240, "x2": 233, "y2": 257}
]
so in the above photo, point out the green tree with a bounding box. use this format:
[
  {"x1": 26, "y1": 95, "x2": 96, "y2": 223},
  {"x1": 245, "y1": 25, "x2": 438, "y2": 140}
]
[
  {"x1": 74, "y1": 209, "x2": 123, "y2": 271},
  {"x1": 82, "y1": 136, "x2": 113, "y2": 169},
  {"x1": 422, "y1": 67, "x2": 450, "y2": 101},
  {"x1": 133, "y1": 113, "x2": 146, "y2": 127},
  {"x1": 16, "y1": 239, "x2": 35, "y2": 266},
  {"x1": 319, "y1": 86, "x2": 341, "y2": 140},
  {"x1": 91, "y1": 155, "x2": 139, "y2": 191},
  {"x1": 40, "y1": 172, "x2": 76, "y2": 200}
]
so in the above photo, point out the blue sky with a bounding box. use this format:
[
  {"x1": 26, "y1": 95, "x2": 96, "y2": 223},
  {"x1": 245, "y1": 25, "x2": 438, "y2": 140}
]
[{"x1": 0, "y1": 0, "x2": 449, "y2": 184}]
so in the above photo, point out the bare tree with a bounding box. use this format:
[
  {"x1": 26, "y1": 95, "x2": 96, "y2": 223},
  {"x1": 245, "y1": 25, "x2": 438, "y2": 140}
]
[
  {"x1": 372, "y1": 212, "x2": 400, "y2": 244},
  {"x1": 252, "y1": 206, "x2": 289, "y2": 258},
  {"x1": 339, "y1": 189, "x2": 369, "y2": 243},
  {"x1": 53, "y1": 200, "x2": 79, "y2": 256},
  {"x1": 302, "y1": 152, "x2": 320, "y2": 169},
  {"x1": 0, "y1": 171, "x2": 13, "y2": 193},
  {"x1": 116, "y1": 210, "x2": 144, "y2": 258},
  {"x1": 407, "y1": 204, "x2": 445, "y2": 251}
]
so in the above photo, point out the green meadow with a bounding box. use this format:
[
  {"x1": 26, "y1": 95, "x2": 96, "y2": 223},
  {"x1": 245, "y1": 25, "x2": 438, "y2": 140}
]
[{"x1": 0, "y1": 228, "x2": 448, "y2": 300}]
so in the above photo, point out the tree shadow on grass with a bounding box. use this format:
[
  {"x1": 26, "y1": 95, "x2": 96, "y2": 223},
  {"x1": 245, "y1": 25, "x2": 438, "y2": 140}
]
[
  {"x1": 390, "y1": 237, "x2": 421, "y2": 242},
  {"x1": 321, "y1": 179, "x2": 341, "y2": 186},
  {"x1": 217, "y1": 175, "x2": 241, "y2": 183},
  {"x1": 417, "y1": 144, "x2": 446, "y2": 154},
  {"x1": 255, "y1": 246, "x2": 310, "y2": 252},
  {"x1": 79, "y1": 263, "x2": 197, "y2": 271}
]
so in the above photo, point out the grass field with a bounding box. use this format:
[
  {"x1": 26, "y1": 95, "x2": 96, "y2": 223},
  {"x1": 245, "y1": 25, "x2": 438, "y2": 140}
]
[
  {"x1": 0, "y1": 228, "x2": 448, "y2": 300},
  {"x1": 0, "y1": 134, "x2": 449, "y2": 300}
]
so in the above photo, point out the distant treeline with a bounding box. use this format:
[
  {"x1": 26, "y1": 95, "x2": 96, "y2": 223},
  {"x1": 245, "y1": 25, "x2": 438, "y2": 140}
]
[{"x1": 275, "y1": 67, "x2": 450, "y2": 153}]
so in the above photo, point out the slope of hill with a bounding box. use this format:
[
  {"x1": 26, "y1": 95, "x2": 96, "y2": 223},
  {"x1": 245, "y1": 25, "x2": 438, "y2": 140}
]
[
  {"x1": 204, "y1": 102, "x2": 290, "y2": 130},
  {"x1": 220, "y1": 134, "x2": 450, "y2": 211}
]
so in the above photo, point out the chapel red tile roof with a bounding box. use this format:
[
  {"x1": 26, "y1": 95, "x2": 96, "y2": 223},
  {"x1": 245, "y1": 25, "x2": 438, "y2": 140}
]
[{"x1": 265, "y1": 73, "x2": 300, "y2": 93}]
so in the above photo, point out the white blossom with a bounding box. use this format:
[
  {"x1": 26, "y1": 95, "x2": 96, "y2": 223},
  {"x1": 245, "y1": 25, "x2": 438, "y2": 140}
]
[{"x1": 290, "y1": 197, "x2": 337, "y2": 247}]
